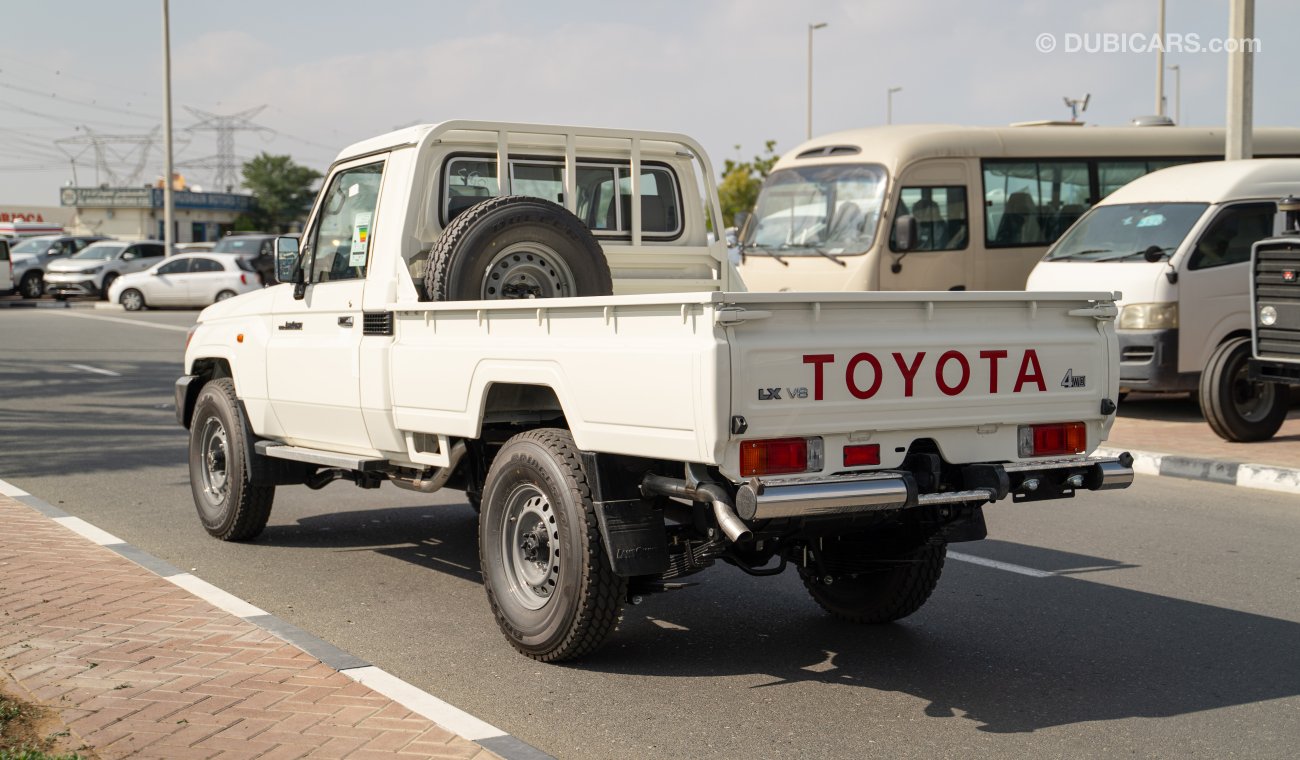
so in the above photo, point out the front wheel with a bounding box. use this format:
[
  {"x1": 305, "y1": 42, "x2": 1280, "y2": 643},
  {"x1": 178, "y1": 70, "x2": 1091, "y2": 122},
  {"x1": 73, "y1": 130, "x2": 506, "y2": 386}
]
[
  {"x1": 19, "y1": 271, "x2": 42, "y2": 299},
  {"x1": 1200, "y1": 337, "x2": 1289, "y2": 442},
  {"x1": 119, "y1": 288, "x2": 145, "y2": 311},
  {"x1": 799, "y1": 542, "x2": 946, "y2": 623},
  {"x1": 479, "y1": 428, "x2": 625, "y2": 661},
  {"x1": 188, "y1": 378, "x2": 275, "y2": 540}
]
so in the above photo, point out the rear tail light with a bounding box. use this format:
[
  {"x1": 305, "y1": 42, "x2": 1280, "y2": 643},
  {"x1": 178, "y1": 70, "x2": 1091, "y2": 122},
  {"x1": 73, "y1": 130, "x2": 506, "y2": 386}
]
[
  {"x1": 1018, "y1": 422, "x2": 1086, "y2": 457},
  {"x1": 740, "y1": 437, "x2": 823, "y2": 477},
  {"x1": 240, "y1": 273, "x2": 248, "y2": 285}
]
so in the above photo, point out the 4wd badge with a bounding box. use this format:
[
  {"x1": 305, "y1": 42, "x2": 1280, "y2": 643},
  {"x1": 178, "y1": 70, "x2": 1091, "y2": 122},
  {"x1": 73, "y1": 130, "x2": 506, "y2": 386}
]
[{"x1": 1061, "y1": 369, "x2": 1087, "y2": 388}]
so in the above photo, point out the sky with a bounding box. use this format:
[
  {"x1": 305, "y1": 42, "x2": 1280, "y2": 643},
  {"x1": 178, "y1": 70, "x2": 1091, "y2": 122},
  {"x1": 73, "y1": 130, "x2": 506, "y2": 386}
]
[{"x1": 1, "y1": 0, "x2": 1297, "y2": 205}]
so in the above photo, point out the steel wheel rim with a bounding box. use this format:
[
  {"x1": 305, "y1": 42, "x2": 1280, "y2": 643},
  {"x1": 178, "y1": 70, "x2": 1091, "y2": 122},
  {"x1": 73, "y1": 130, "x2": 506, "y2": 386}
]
[
  {"x1": 1230, "y1": 359, "x2": 1275, "y2": 422},
  {"x1": 121, "y1": 290, "x2": 142, "y2": 310},
  {"x1": 499, "y1": 484, "x2": 560, "y2": 610},
  {"x1": 481, "y1": 241, "x2": 575, "y2": 299},
  {"x1": 197, "y1": 416, "x2": 230, "y2": 510}
]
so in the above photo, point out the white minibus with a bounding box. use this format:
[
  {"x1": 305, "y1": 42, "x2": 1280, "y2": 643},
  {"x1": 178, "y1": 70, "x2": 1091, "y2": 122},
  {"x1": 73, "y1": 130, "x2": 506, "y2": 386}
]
[{"x1": 735, "y1": 124, "x2": 1300, "y2": 292}]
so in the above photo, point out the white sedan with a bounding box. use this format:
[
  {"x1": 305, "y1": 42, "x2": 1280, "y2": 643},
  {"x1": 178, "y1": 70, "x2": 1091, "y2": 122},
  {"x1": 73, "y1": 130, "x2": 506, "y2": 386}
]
[{"x1": 108, "y1": 253, "x2": 261, "y2": 311}]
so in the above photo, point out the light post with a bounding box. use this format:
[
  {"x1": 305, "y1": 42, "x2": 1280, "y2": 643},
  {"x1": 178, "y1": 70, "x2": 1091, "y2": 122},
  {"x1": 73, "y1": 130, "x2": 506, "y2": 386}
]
[
  {"x1": 1155, "y1": 0, "x2": 1166, "y2": 116},
  {"x1": 161, "y1": 0, "x2": 174, "y2": 251},
  {"x1": 887, "y1": 86, "x2": 903, "y2": 125},
  {"x1": 1168, "y1": 64, "x2": 1181, "y2": 124},
  {"x1": 807, "y1": 22, "x2": 827, "y2": 139}
]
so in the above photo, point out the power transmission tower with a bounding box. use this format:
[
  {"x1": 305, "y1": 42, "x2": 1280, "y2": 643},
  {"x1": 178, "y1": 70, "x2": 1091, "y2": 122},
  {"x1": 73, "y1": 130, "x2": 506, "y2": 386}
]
[
  {"x1": 55, "y1": 126, "x2": 162, "y2": 186},
  {"x1": 182, "y1": 106, "x2": 272, "y2": 191}
]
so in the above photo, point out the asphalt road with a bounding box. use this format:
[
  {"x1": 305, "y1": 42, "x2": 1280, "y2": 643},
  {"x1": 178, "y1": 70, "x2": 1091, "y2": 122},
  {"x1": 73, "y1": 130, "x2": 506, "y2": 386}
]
[{"x1": 2, "y1": 307, "x2": 1298, "y2": 759}]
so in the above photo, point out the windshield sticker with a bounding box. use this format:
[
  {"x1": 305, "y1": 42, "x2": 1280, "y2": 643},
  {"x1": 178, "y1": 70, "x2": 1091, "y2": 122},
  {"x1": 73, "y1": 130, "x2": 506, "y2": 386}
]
[
  {"x1": 350, "y1": 212, "x2": 372, "y2": 266},
  {"x1": 1137, "y1": 214, "x2": 1165, "y2": 228}
]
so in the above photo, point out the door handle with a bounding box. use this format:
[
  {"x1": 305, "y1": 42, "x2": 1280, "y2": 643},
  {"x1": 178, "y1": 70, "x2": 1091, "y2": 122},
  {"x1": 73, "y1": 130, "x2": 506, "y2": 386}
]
[{"x1": 338, "y1": 316, "x2": 354, "y2": 327}]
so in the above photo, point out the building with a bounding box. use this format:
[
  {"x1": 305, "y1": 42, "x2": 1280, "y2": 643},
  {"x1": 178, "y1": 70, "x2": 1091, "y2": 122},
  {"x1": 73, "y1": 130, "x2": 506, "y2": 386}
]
[{"x1": 59, "y1": 187, "x2": 254, "y2": 242}]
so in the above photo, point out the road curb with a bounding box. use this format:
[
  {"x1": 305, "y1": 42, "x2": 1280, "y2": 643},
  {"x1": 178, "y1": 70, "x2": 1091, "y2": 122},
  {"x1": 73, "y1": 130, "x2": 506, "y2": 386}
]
[
  {"x1": 1096, "y1": 446, "x2": 1300, "y2": 494},
  {"x1": 0, "y1": 477, "x2": 554, "y2": 760}
]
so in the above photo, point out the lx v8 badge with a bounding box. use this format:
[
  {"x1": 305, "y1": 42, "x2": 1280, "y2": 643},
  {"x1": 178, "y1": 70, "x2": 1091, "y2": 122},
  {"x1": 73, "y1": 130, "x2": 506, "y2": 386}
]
[
  {"x1": 278, "y1": 321, "x2": 303, "y2": 331},
  {"x1": 758, "y1": 387, "x2": 809, "y2": 400}
]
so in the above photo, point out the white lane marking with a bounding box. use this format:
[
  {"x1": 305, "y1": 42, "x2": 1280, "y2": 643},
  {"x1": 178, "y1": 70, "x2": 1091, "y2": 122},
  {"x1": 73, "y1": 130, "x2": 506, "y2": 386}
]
[
  {"x1": 948, "y1": 551, "x2": 1054, "y2": 578},
  {"x1": 0, "y1": 478, "x2": 30, "y2": 497},
  {"x1": 167, "y1": 573, "x2": 269, "y2": 618},
  {"x1": 52, "y1": 516, "x2": 125, "y2": 546},
  {"x1": 340, "y1": 665, "x2": 506, "y2": 741},
  {"x1": 51, "y1": 310, "x2": 189, "y2": 333},
  {"x1": 68, "y1": 363, "x2": 121, "y2": 377}
]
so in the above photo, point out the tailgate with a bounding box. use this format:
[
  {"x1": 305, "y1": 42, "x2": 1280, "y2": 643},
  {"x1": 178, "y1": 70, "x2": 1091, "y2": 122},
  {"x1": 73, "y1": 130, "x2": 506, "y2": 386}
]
[{"x1": 721, "y1": 293, "x2": 1119, "y2": 477}]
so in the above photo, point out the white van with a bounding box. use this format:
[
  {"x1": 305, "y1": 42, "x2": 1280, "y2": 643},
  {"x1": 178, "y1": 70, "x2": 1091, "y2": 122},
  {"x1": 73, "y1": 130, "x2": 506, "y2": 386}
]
[
  {"x1": 0, "y1": 238, "x2": 12, "y2": 294},
  {"x1": 1026, "y1": 159, "x2": 1299, "y2": 435}
]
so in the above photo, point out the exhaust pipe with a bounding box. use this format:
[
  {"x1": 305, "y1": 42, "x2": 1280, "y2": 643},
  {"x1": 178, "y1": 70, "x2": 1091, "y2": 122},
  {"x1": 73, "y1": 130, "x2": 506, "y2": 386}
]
[
  {"x1": 390, "y1": 441, "x2": 467, "y2": 494},
  {"x1": 641, "y1": 471, "x2": 752, "y2": 543}
]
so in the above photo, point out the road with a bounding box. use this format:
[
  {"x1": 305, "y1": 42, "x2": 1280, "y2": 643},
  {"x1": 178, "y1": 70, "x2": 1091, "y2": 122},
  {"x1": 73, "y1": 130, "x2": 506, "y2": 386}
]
[{"x1": 2, "y1": 307, "x2": 1298, "y2": 759}]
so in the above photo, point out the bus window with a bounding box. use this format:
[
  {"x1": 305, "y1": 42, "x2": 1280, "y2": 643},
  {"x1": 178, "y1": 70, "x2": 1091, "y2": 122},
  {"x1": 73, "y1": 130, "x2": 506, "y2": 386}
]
[
  {"x1": 891, "y1": 186, "x2": 968, "y2": 251},
  {"x1": 983, "y1": 160, "x2": 1089, "y2": 247}
]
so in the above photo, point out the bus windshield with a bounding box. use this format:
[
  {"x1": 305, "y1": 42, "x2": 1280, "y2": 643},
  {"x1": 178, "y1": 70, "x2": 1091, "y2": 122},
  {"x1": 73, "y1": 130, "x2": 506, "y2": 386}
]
[
  {"x1": 1044, "y1": 202, "x2": 1208, "y2": 262},
  {"x1": 743, "y1": 164, "x2": 887, "y2": 256}
]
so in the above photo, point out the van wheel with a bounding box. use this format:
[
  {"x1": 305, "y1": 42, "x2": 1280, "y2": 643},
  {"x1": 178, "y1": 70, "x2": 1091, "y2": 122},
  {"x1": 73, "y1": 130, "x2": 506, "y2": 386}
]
[
  {"x1": 19, "y1": 271, "x2": 42, "y2": 299},
  {"x1": 479, "y1": 428, "x2": 624, "y2": 661},
  {"x1": 799, "y1": 542, "x2": 946, "y2": 623},
  {"x1": 424, "y1": 196, "x2": 612, "y2": 302},
  {"x1": 1200, "y1": 337, "x2": 1289, "y2": 442},
  {"x1": 188, "y1": 378, "x2": 275, "y2": 540}
]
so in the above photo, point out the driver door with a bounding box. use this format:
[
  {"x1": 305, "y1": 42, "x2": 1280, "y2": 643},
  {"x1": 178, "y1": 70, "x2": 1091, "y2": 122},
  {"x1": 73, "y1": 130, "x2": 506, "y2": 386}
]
[{"x1": 265, "y1": 157, "x2": 386, "y2": 453}]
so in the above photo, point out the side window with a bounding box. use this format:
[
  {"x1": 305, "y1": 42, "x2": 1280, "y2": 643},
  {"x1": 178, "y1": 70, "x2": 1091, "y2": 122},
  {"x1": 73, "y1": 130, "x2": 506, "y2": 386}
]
[
  {"x1": 307, "y1": 161, "x2": 384, "y2": 284},
  {"x1": 156, "y1": 259, "x2": 190, "y2": 275},
  {"x1": 891, "y1": 186, "x2": 968, "y2": 252},
  {"x1": 72, "y1": 238, "x2": 93, "y2": 252},
  {"x1": 141, "y1": 244, "x2": 165, "y2": 258},
  {"x1": 1187, "y1": 203, "x2": 1275, "y2": 271},
  {"x1": 48, "y1": 240, "x2": 72, "y2": 257},
  {"x1": 191, "y1": 257, "x2": 224, "y2": 273},
  {"x1": 983, "y1": 161, "x2": 1089, "y2": 247}
]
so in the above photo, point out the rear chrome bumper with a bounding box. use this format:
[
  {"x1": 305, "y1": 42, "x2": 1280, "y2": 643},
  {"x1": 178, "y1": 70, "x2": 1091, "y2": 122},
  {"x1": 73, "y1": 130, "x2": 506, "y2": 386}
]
[{"x1": 733, "y1": 454, "x2": 1135, "y2": 520}]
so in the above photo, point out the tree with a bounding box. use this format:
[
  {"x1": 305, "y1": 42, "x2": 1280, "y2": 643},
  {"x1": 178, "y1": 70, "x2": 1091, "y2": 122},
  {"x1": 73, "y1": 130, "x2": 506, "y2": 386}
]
[
  {"x1": 239, "y1": 153, "x2": 322, "y2": 232},
  {"x1": 718, "y1": 140, "x2": 778, "y2": 228}
]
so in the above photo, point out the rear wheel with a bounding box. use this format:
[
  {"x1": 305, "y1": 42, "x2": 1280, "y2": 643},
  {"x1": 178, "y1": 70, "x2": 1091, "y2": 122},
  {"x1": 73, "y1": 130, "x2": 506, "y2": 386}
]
[
  {"x1": 19, "y1": 271, "x2": 42, "y2": 299},
  {"x1": 799, "y1": 541, "x2": 946, "y2": 623},
  {"x1": 188, "y1": 378, "x2": 275, "y2": 540},
  {"x1": 214, "y1": 289, "x2": 236, "y2": 303},
  {"x1": 479, "y1": 428, "x2": 624, "y2": 661},
  {"x1": 1200, "y1": 337, "x2": 1289, "y2": 442},
  {"x1": 119, "y1": 288, "x2": 145, "y2": 311}
]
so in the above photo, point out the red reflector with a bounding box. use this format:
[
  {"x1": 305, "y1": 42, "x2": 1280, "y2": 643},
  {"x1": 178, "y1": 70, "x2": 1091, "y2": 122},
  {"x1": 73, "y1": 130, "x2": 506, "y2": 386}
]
[
  {"x1": 741, "y1": 438, "x2": 809, "y2": 477},
  {"x1": 843, "y1": 443, "x2": 881, "y2": 467},
  {"x1": 1023, "y1": 422, "x2": 1086, "y2": 457}
]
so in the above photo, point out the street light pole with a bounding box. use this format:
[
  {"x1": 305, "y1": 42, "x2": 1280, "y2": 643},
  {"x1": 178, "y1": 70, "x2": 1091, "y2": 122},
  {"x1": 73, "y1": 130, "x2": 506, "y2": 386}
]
[
  {"x1": 1226, "y1": 0, "x2": 1254, "y2": 159},
  {"x1": 807, "y1": 22, "x2": 827, "y2": 140},
  {"x1": 161, "y1": 0, "x2": 174, "y2": 250},
  {"x1": 1168, "y1": 64, "x2": 1181, "y2": 125},
  {"x1": 1155, "y1": 0, "x2": 1166, "y2": 116},
  {"x1": 887, "y1": 86, "x2": 903, "y2": 125}
]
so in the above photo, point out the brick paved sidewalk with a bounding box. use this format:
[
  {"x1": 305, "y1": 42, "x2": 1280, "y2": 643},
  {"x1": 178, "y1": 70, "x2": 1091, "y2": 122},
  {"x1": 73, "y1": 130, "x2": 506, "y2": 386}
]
[{"x1": 0, "y1": 495, "x2": 501, "y2": 760}]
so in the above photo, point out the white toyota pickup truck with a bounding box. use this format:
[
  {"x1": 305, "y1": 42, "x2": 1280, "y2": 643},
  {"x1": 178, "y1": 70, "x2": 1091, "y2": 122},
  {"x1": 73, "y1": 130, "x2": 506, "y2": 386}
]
[{"x1": 177, "y1": 121, "x2": 1133, "y2": 661}]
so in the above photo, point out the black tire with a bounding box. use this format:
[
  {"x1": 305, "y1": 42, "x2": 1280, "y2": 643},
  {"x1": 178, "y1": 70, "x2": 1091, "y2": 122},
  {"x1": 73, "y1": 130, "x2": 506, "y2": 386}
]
[
  {"x1": 214, "y1": 289, "x2": 237, "y2": 303},
  {"x1": 424, "y1": 195, "x2": 612, "y2": 302},
  {"x1": 100, "y1": 272, "x2": 118, "y2": 300},
  {"x1": 19, "y1": 271, "x2": 42, "y2": 299},
  {"x1": 1199, "y1": 337, "x2": 1289, "y2": 442},
  {"x1": 188, "y1": 378, "x2": 275, "y2": 540},
  {"x1": 799, "y1": 543, "x2": 946, "y2": 623},
  {"x1": 479, "y1": 428, "x2": 625, "y2": 661},
  {"x1": 119, "y1": 288, "x2": 145, "y2": 311}
]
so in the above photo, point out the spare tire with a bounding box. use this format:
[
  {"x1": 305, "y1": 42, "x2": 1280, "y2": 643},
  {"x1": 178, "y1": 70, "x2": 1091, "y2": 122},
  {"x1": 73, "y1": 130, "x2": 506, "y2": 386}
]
[{"x1": 424, "y1": 195, "x2": 613, "y2": 301}]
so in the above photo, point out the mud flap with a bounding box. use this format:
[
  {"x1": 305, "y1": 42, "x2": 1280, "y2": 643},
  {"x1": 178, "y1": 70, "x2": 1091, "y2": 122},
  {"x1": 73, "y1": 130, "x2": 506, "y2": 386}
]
[{"x1": 581, "y1": 451, "x2": 669, "y2": 576}]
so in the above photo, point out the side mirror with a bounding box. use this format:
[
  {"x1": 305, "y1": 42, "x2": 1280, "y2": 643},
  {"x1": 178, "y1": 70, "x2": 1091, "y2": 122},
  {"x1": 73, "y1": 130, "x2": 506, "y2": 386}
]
[
  {"x1": 893, "y1": 214, "x2": 918, "y2": 252},
  {"x1": 733, "y1": 211, "x2": 752, "y2": 240},
  {"x1": 275, "y1": 236, "x2": 300, "y2": 285},
  {"x1": 122, "y1": 251, "x2": 137, "y2": 261}
]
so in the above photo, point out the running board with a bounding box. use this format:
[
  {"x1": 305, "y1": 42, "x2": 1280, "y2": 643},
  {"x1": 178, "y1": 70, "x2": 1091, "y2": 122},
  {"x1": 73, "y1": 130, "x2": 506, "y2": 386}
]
[{"x1": 254, "y1": 441, "x2": 388, "y2": 471}]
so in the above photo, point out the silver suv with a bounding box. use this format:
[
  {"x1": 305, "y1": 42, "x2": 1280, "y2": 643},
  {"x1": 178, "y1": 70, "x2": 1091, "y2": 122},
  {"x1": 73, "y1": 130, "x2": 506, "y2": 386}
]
[
  {"x1": 45, "y1": 240, "x2": 167, "y2": 299},
  {"x1": 9, "y1": 235, "x2": 109, "y2": 298}
]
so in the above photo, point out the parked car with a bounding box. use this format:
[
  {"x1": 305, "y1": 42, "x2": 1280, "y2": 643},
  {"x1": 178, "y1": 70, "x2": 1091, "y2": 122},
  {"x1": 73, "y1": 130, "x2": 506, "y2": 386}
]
[
  {"x1": 0, "y1": 238, "x2": 12, "y2": 294},
  {"x1": 9, "y1": 235, "x2": 110, "y2": 298},
  {"x1": 211, "y1": 233, "x2": 295, "y2": 285},
  {"x1": 108, "y1": 252, "x2": 260, "y2": 311},
  {"x1": 44, "y1": 240, "x2": 167, "y2": 299}
]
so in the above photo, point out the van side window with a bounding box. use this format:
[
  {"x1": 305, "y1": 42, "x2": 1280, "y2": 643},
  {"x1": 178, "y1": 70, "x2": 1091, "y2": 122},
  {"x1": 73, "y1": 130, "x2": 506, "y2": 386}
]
[
  {"x1": 983, "y1": 161, "x2": 1089, "y2": 247},
  {"x1": 1187, "y1": 202, "x2": 1276, "y2": 271},
  {"x1": 890, "y1": 186, "x2": 968, "y2": 252},
  {"x1": 306, "y1": 161, "x2": 384, "y2": 284}
]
